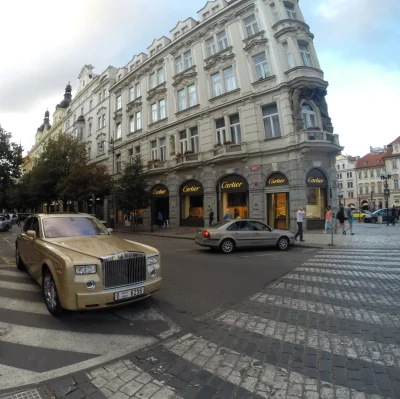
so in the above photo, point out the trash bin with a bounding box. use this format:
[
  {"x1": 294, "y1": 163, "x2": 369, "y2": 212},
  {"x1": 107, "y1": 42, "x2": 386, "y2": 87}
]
[{"x1": 377, "y1": 215, "x2": 383, "y2": 224}]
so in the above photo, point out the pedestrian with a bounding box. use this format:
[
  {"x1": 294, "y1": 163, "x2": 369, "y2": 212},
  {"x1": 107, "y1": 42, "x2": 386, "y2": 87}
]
[
  {"x1": 294, "y1": 206, "x2": 306, "y2": 242},
  {"x1": 323, "y1": 206, "x2": 331, "y2": 233},
  {"x1": 209, "y1": 209, "x2": 214, "y2": 226},
  {"x1": 335, "y1": 206, "x2": 346, "y2": 234},
  {"x1": 234, "y1": 208, "x2": 239, "y2": 219},
  {"x1": 157, "y1": 211, "x2": 163, "y2": 228},
  {"x1": 392, "y1": 205, "x2": 397, "y2": 226},
  {"x1": 124, "y1": 212, "x2": 130, "y2": 228},
  {"x1": 344, "y1": 207, "x2": 355, "y2": 235},
  {"x1": 223, "y1": 208, "x2": 233, "y2": 220},
  {"x1": 17, "y1": 213, "x2": 21, "y2": 227}
]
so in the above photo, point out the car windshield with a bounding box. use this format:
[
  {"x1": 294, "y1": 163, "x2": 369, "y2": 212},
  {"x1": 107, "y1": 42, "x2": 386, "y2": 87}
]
[
  {"x1": 43, "y1": 216, "x2": 109, "y2": 238},
  {"x1": 210, "y1": 220, "x2": 231, "y2": 229}
]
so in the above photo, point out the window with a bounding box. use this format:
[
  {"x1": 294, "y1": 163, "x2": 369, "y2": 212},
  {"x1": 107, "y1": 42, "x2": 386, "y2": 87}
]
[
  {"x1": 224, "y1": 66, "x2": 236, "y2": 92},
  {"x1": 129, "y1": 87, "x2": 134, "y2": 102},
  {"x1": 182, "y1": 25, "x2": 188, "y2": 33},
  {"x1": 151, "y1": 103, "x2": 158, "y2": 122},
  {"x1": 178, "y1": 89, "x2": 186, "y2": 111},
  {"x1": 73, "y1": 114, "x2": 76, "y2": 123},
  {"x1": 116, "y1": 123, "x2": 122, "y2": 139},
  {"x1": 285, "y1": 2, "x2": 298, "y2": 19},
  {"x1": 175, "y1": 56, "x2": 183, "y2": 74},
  {"x1": 157, "y1": 68, "x2": 164, "y2": 84},
  {"x1": 116, "y1": 154, "x2": 122, "y2": 174},
  {"x1": 128, "y1": 148, "x2": 134, "y2": 164},
  {"x1": 211, "y1": 72, "x2": 222, "y2": 97},
  {"x1": 364, "y1": 171, "x2": 368, "y2": 178},
  {"x1": 283, "y1": 42, "x2": 295, "y2": 69},
  {"x1": 370, "y1": 170, "x2": 374, "y2": 177},
  {"x1": 79, "y1": 128, "x2": 83, "y2": 139},
  {"x1": 358, "y1": 172, "x2": 361, "y2": 179},
  {"x1": 216, "y1": 118, "x2": 226, "y2": 145},
  {"x1": 348, "y1": 182, "x2": 353, "y2": 188},
  {"x1": 271, "y1": 3, "x2": 280, "y2": 22},
  {"x1": 262, "y1": 104, "x2": 281, "y2": 139},
  {"x1": 359, "y1": 187, "x2": 363, "y2": 195},
  {"x1": 203, "y1": 11, "x2": 210, "y2": 19},
  {"x1": 188, "y1": 84, "x2": 197, "y2": 107},
  {"x1": 118, "y1": 74, "x2": 122, "y2": 81},
  {"x1": 150, "y1": 49, "x2": 155, "y2": 56},
  {"x1": 243, "y1": 14, "x2": 259, "y2": 37},
  {"x1": 89, "y1": 100, "x2": 93, "y2": 110},
  {"x1": 349, "y1": 192, "x2": 354, "y2": 198},
  {"x1": 135, "y1": 83, "x2": 141, "y2": 98},
  {"x1": 174, "y1": 31, "x2": 180, "y2": 39},
  {"x1": 159, "y1": 138, "x2": 166, "y2": 161},
  {"x1": 103, "y1": 89, "x2": 107, "y2": 98},
  {"x1": 98, "y1": 117, "x2": 101, "y2": 130},
  {"x1": 347, "y1": 172, "x2": 353, "y2": 178},
  {"x1": 190, "y1": 127, "x2": 199, "y2": 153},
  {"x1": 253, "y1": 52, "x2": 270, "y2": 80},
  {"x1": 102, "y1": 114, "x2": 106, "y2": 128},
  {"x1": 87, "y1": 146, "x2": 91, "y2": 159},
  {"x1": 342, "y1": 164, "x2": 345, "y2": 169},
  {"x1": 378, "y1": 184, "x2": 382, "y2": 193},
  {"x1": 394, "y1": 178, "x2": 399, "y2": 189},
  {"x1": 230, "y1": 114, "x2": 242, "y2": 144},
  {"x1": 150, "y1": 72, "x2": 156, "y2": 89},
  {"x1": 130, "y1": 116, "x2": 135, "y2": 132},
  {"x1": 206, "y1": 37, "x2": 216, "y2": 57},
  {"x1": 184, "y1": 51, "x2": 192, "y2": 69},
  {"x1": 302, "y1": 103, "x2": 317, "y2": 129},
  {"x1": 117, "y1": 95, "x2": 122, "y2": 110},
  {"x1": 159, "y1": 99, "x2": 166, "y2": 119},
  {"x1": 88, "y1": 124, "x2": 92, "y2": 136},
  {"x1": 135, "y1": 146, "x2": 141, "y2": 160},
  {"x1": 298, "y1": 43, "x2": 313, "y2": 67},
  {"x1": 151, "y1": 100, "x2": 166, "y2": 122},
  {"x1": 392, "y1": 159, "x2": 398, "y2": 169},
  {"x1": 157, "y1": 44, "x2": 162, "y2": 51},
  {"x1": 217, "y1": 30, "x2": 229, "y2": 51},
  {"x1": 99, "y1": 92, "x2": 103, "y2": 103},
  {"x1": 337, "y1": 173, "x2": 342, "y2": 179},
  {"x1": 151, "y1": 140, "x2": 157, "y2": 160},
  {"x1": 136, "y1": 111, "x2": 141, "y2": 130},
  {"x1": 180, "y1": 131, "x2": 188, "y2": 153}
]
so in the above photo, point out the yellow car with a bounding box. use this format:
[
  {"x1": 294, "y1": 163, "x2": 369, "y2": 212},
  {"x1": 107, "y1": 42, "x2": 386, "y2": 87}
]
[
  {"x1": 352, "y1": 210, "x2": 370, "y2": 221},
  {"x1": 15, "y1": 213, "x2": 161, "y2": 315}
]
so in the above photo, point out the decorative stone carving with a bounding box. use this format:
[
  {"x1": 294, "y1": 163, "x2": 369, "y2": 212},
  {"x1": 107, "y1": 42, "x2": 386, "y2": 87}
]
[
  {"x1": 243, "y1": 37, "x2": 268, "y2": 56},
  {"x1": 273, "y1": 19, "x2": 313, "y2": 40},
  {"x1": 96, "y1": 106, "x2": 107, "y2": 115},
  {"x1": 126, "y1": 98, "x2": 142, "y2": 115},
  {"x1": 147, "y1": 83, "x2": 167, "y2": 102},
  {"x1": 172, "y1": 67, "x2": 197, "y2": 88},
  {"x1": 204, "y1": 47, "x2": 235, "y2": 72},
  {"x1": 169, "y1": 135, "x2": 176, "y2": 155},
  {"x1": 290, "y1": 86, "x2": 333, "y2": 133}
]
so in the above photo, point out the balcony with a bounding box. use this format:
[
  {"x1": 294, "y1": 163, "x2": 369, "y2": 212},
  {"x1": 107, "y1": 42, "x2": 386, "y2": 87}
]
[
  {"x1": 213, "y1": 142, "x2": 246, "y2": 157},
  {"x1": 272, "y1": 19, "x2": 313, "y2": 41},
  {"x1": 175, "y1": 152, "x2": 201, "y2": 166},
  {"x1": 299, "y1": 130, "x2": 341, "y2": 152},
  {"x1": 147, "y1": 160, "x2": 166, "y2": 170}
]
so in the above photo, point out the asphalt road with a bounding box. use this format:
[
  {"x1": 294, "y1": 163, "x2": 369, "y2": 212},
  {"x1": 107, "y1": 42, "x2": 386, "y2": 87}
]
[{"x1": 0, "y1": 225, "x2": 317, "y2": 389}]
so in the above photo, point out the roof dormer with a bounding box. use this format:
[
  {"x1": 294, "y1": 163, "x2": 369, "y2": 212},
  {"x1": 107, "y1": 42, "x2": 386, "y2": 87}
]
[
  {"x1": 170, "y1": 18, "x2": 198, "y2": 40},
  {"x1": 116, "y1": 67, "x2": 128, "y2": 82},
  {"x1": 128, "y1": 53, "x2": 148, "y2": 72},
  {"x1": 148, "y1": 36, "x2": 171, "y2": 57},
  {"x1": 76, "y1": 64, "x2": 96, "y2": 94},
  {"x1": 197, "y1": 0, "x2": 228, "y2": 22}
]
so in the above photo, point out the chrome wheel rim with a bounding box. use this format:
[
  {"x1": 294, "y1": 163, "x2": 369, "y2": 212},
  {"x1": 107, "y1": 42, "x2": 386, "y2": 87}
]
[
  {"x1": 222, "y1": 240, "x2": 233, "y2": 253},
  {"x1": 44, "y1": 274, "x2": 57, "y2": 310},
  {"x1": 279, "y1": 238, "x2": 288, "y2": 250}
]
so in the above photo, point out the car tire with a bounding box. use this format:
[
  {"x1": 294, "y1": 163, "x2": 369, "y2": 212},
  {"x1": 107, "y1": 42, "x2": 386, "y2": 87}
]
[
  {"x1": 277, "y1": 237, "x2": 289, "y2": 251},
  {"x1": 3, "y1": 224, "x2": 10, "y2": 232},
  {"x1": 220, "y1": 239, "x2": 235, "y2": 254},
  {"x1": 15, "y1": 245, "x2": 24, "y2": 271},
  {"x1": 43, "y1": 268, "x2": 63, "y2": 316}
]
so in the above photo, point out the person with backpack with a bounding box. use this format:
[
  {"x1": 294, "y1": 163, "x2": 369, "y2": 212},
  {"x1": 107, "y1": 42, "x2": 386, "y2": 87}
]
[{"x1": 335, "y1": 206, "x2": 346, "y2": 234}]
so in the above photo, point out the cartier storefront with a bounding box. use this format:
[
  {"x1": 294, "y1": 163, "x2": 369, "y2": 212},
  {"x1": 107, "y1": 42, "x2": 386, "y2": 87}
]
[
  {"x1": 266, "y1": 173, "x2": 289, "y2": 230},
  {"x1": 306, "y1": 168, "x2": 328, "y2": 229},
  {"x1": 217, "y1": 175, "x2": 249, "y2": 220},
  {"x1": 180, "y1": 180, "x2": 204, "y2": 227}
]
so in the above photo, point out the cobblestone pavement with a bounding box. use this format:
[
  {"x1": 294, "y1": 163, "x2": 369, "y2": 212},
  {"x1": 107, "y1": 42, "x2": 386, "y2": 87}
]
[{"x1": 5, "y1": 247, "x2": 400, "y2": 398}]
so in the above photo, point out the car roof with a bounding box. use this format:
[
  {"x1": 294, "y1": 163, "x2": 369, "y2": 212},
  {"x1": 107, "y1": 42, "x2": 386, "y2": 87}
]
[{"x1": 31, "y1": 213, "x2": 94, "y2": 219}]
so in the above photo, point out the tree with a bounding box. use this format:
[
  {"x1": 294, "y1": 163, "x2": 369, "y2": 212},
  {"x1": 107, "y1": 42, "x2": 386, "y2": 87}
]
[
  {"x1": 0, "y1": 125, "x2": 23, "y2": 210},
  {"x1": 114, "y1": 156, "x2": 151, "y2": 214}
]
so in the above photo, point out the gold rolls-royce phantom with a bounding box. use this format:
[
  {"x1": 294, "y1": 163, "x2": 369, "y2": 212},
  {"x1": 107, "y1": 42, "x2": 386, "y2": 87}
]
[{"x1": 15, "y1": 213, "x2": 161, "y2": 315}]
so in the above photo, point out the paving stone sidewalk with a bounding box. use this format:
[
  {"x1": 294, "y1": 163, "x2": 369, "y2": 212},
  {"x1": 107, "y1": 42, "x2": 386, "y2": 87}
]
[{"x1": 4, "y1": 248, "x2": 400, "y2": 399}]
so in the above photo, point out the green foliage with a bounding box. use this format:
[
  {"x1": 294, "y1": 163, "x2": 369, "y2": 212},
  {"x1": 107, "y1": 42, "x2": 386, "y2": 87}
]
[{"x1": 114, "y1": 156, "x2": 150, "y2": 213}]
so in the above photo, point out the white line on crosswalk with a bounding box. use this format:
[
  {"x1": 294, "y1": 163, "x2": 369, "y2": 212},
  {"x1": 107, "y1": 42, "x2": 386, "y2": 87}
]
[
  {"x1": 0, "y1": 321, "x2": 156, "y2": 355},
  {"x1": 0, "y1": 296, "x2": 48, "y2": 315},
  {"x1": 315, "y1": 254, "x2": 400, "y2": 260},
  {"x1": 307, "y1": 259, "x2": 400, "y2": 266},
  {"x1": 0, "y1": 280, "x2": 39, "y2": 292},
  {"x1": 217, "y1": 310, "x2": 400, "y2": 368},
  {"x1": 297, "y1": 267, "x2": 400, "y2": 279},
  {"x1": 251, "y1": 293, "x2": 400, "y2": 327},
  {"x1": 0, "y1": 270, "x2": 32, "y2": 279},
  {"x1": 318, "y1": 249, "x2": 400, "y2": 254},
  {"x1": 302, "y1": 263, "x2": 400, "y2": 272},
  {"x1": 163, "y1": 333, "x2": 382, "y2": 399}
]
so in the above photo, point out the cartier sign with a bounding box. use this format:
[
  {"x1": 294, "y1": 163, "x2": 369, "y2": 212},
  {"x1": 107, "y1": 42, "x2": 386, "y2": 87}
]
[
  {"x1": 266, "y1": 173, "x2": 288, "y2": 186},
  {"x1": 219, "y1": 175, "x2": 249, "y2": 193},
  {"x1": 152, "y1": 184, "x2": 169, "y2": 197},
  {"x1": 180, "y1": 180, "x2": 204, "y2": 196},
  {"x1": 306, "y1": 169, "x2": 327, "y2": 187}
]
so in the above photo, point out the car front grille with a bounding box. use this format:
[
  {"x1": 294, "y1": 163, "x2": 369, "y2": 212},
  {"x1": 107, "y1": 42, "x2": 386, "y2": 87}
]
[{"x1": 102, "y1": 252, "x2": 147, "y2": 289}]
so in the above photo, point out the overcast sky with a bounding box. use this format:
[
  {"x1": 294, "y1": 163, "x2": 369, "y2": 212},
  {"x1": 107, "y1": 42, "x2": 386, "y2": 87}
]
[{"x1": 0, "y1": 0, "x2": 399, "y2": 157}]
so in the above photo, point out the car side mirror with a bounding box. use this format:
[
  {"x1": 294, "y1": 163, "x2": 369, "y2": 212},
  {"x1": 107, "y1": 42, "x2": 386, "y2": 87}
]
[
  {"x1": 26, "y1": 230, "x2": 36, "y2": 240},
  {"x1": 107, "y1": 228, "x2": 113, "y2": 234}
]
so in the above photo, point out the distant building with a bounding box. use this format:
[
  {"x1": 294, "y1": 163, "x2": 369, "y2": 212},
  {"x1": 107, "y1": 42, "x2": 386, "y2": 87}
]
[
  {"x1": 383, "y1": 136, "x2": 400, "y2": 208},
  {"x1": 335, "y1": 154, "x2": 359, "y2": 208}
]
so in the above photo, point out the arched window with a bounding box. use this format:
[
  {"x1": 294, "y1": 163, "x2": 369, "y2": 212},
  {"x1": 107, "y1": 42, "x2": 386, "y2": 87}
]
[{"x1": 301, "y1": 103, "x2": 317, "y2": 129}]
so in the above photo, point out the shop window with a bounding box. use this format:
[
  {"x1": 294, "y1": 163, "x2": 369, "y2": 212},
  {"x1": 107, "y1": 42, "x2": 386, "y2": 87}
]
[
  {"x1": 306, "y1": 169, "x2": 327, "y2": 223},
  {"x1": 180, "y1": 180, "x2": 204, "y2": 227},
  {"x1": 218, "y1": 175, "x2": 249, "y2": 220}
]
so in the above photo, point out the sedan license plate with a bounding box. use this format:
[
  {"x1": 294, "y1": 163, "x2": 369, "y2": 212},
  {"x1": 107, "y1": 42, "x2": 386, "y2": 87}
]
[{"x1": 115, "y1": 286, "x2": 144, "y2": 301}]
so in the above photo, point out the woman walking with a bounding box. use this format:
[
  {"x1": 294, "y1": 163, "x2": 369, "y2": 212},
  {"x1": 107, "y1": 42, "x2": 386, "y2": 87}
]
[
  {"x1": 323, "y1": 206, "x2": 331, "y2": 233},
  {"x1": 335, "y1": 206, "x2": 346, "y2": 234}
]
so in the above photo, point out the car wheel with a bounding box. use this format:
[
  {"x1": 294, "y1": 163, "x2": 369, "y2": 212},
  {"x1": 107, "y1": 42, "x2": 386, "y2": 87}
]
[
  {"x1": 43, "y1": 269, "x2": 63, "y2": 316},
  {"x1": 220, "y1": 239, "x2": 235, "y2": 254},
  {"x1": 15, "y1": 246, "x2": 24, "y2": 270},
  {"x1": 3, "y1": 224, "x2": 10, "y2": 232},
  {"x1": 277, "y1": 237, "x2": 289, "y2": 251}
]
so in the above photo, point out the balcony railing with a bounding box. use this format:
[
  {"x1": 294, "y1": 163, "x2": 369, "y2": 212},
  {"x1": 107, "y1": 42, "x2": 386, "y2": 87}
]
[
  {"x1": 300, "y1": 130, "x2": 340, "y2": 146},
  {"x1": 175, "y1": 152, "x2": 201, "y2": 166},
  {"x1": 213, "y1": 142, "x2": 245, "y2": 156}
]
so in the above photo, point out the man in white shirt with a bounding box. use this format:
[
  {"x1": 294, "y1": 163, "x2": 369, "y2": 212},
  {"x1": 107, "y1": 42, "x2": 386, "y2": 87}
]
[{"x1": 294, "y1": 206, "x2": 306, "y2": 242}]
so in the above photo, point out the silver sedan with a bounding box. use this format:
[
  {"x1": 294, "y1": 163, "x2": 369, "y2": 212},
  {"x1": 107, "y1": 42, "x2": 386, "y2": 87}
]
[{"x1": 195, "y1": 219, "x2": 295, "y2": 254}]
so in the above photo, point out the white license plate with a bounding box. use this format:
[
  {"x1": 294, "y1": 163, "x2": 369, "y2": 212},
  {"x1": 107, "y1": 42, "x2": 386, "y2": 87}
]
[{"x1": 114, "y1": 286, "x2": 144, "y2": 301}]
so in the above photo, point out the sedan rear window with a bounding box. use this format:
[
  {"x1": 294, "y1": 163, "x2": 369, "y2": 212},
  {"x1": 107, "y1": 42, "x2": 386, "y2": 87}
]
[
  {"x1": 43, "y1": 217, "x2": 109, "y2": 238},
  {"x1": 210, "y1": 220, "x2": 231, "y2": 229}
]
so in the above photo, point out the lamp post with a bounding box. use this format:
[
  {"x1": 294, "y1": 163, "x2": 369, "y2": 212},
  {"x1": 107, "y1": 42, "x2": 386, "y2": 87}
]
[
  {"x1": 380, "y1": 170, "x2": 392, "y2": 226},
  {"x1": 99, "y1": 136, "x2": 115, "y2": 228}
]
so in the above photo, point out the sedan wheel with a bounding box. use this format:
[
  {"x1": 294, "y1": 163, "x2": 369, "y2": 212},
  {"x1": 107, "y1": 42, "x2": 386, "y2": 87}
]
[
  {"x1": 43, "y1": 269, "x2": 63, "y2": 315},
  {"x1": 3, "y1": 224, "x2": 10, "y2": 232},
  {"x1": 15, "y1": 246, "x2": 24, "y2": 270},
  {"x1": 277, "y1": 237, "x2": 289, "y2": 251},
  {"x1": 220, "y1": 239, "x2": 234, "y2": 254}
]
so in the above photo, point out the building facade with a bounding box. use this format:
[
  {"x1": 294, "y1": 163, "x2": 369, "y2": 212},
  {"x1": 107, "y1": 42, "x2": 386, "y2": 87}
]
[
  {"x1": 335, "y1": 154, "x2": 359, "y2": 208},
  {"x1": 27, "y1": 0, "x2": 341, "y2": 230},
  {"x1": 107, "y1": 0, "x2": 341, "y2": 230},
  {"x1": 383, "y1": 137, "x2": 400, "y2": 208}
]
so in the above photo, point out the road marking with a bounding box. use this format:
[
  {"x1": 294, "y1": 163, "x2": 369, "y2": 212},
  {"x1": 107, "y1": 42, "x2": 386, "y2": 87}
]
[
  {"x1": 302, "y1": 263, "x2": 400, "y2": 272},
  {"x1": 175, "y1": 248, "x2": 191, "y2": 251},
  {"x1": 297, "y1": 267, "x2": 400, "y2": 279},
  {"x1": 0, "y1": 321, "x2": 156, "y2": 355},
  {"x1": 194, "y1": 306, "x2": 224, "y2": 321},
  {"x1": 307, "y1": 259, "x2": 400, "y2": 266},
  {"x1": 0, "y1": 296, "x2": 48, "y2": 315},
  {"x1": 0, "y1": 269, "x2": 32, "y2": 279},
  {"x1": 0, "y1": 280, "x2": 39, "y2": 292},
  {"x1": 1, "y1": 257, "x2": 15, "y2": 265}
]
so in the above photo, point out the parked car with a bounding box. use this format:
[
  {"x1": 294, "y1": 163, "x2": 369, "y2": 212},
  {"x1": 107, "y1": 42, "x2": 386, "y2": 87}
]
[
  {"x1": 0, "y1": 216, "x2": 12, "y2": 232},
  {"x1": 195, "y1": 219, "x2": 295, "y2": 254},
  {"x1": 364, "y1": 209, "x2": 393, "y2": 223},
  {"x1": 15, "y1": 213, "x2": 161, "y2": 315}
]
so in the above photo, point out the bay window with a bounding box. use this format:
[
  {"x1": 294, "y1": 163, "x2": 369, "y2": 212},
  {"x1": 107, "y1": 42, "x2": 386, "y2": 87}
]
[
  {"x1": 184, "y1": 51, "x2": 192, "y2": 69},
  {"x1": 283, "y1": 42, "x2": 295, "y2": 69},
  {"x1": 301, "y1": 103, "x2": 317, "y2": 129},
  {"x1": 298, "y1": 43, "x2": 313, "y2": 67},
  {"x1": 135, "y1": 83, "x2": 141, "y2": 98}
]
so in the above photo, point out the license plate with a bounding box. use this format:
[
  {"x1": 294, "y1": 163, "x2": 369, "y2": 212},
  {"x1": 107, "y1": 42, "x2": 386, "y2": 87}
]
[{"x1": 114, "y1": 286, "x2": 144, "y2": 301}]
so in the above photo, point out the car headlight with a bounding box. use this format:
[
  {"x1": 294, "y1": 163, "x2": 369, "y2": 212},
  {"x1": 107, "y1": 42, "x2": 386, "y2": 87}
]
[
  {"x1": 75, "y1": 265, "x2": 97, "y2": 275},
  {"x1": 147, "y1": 255, "x2": 158, "y2": 266}
]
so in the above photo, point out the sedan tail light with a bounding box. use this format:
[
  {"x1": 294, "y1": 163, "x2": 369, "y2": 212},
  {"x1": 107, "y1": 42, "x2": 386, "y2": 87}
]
[{"x1": 203, "y1": 230, "x2": 210, "y2": 239}]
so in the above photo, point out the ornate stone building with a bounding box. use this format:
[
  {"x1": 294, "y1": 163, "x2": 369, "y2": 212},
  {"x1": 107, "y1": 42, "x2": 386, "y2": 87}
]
[
  {"x1": 107, "y1": 0, "x2": 341, "y2": 230},
  {"x1": 335, "y1": 154, "x2": 359, "y2": 208}
]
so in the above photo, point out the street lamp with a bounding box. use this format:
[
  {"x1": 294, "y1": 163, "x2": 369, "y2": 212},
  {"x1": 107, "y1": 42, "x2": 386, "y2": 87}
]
[
  {"x1": 99, "y1": 136, "x2": 115, "y2": 228},
  {"x1": 380, "y1": 170, "x2": 392, "y2": 226}
]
